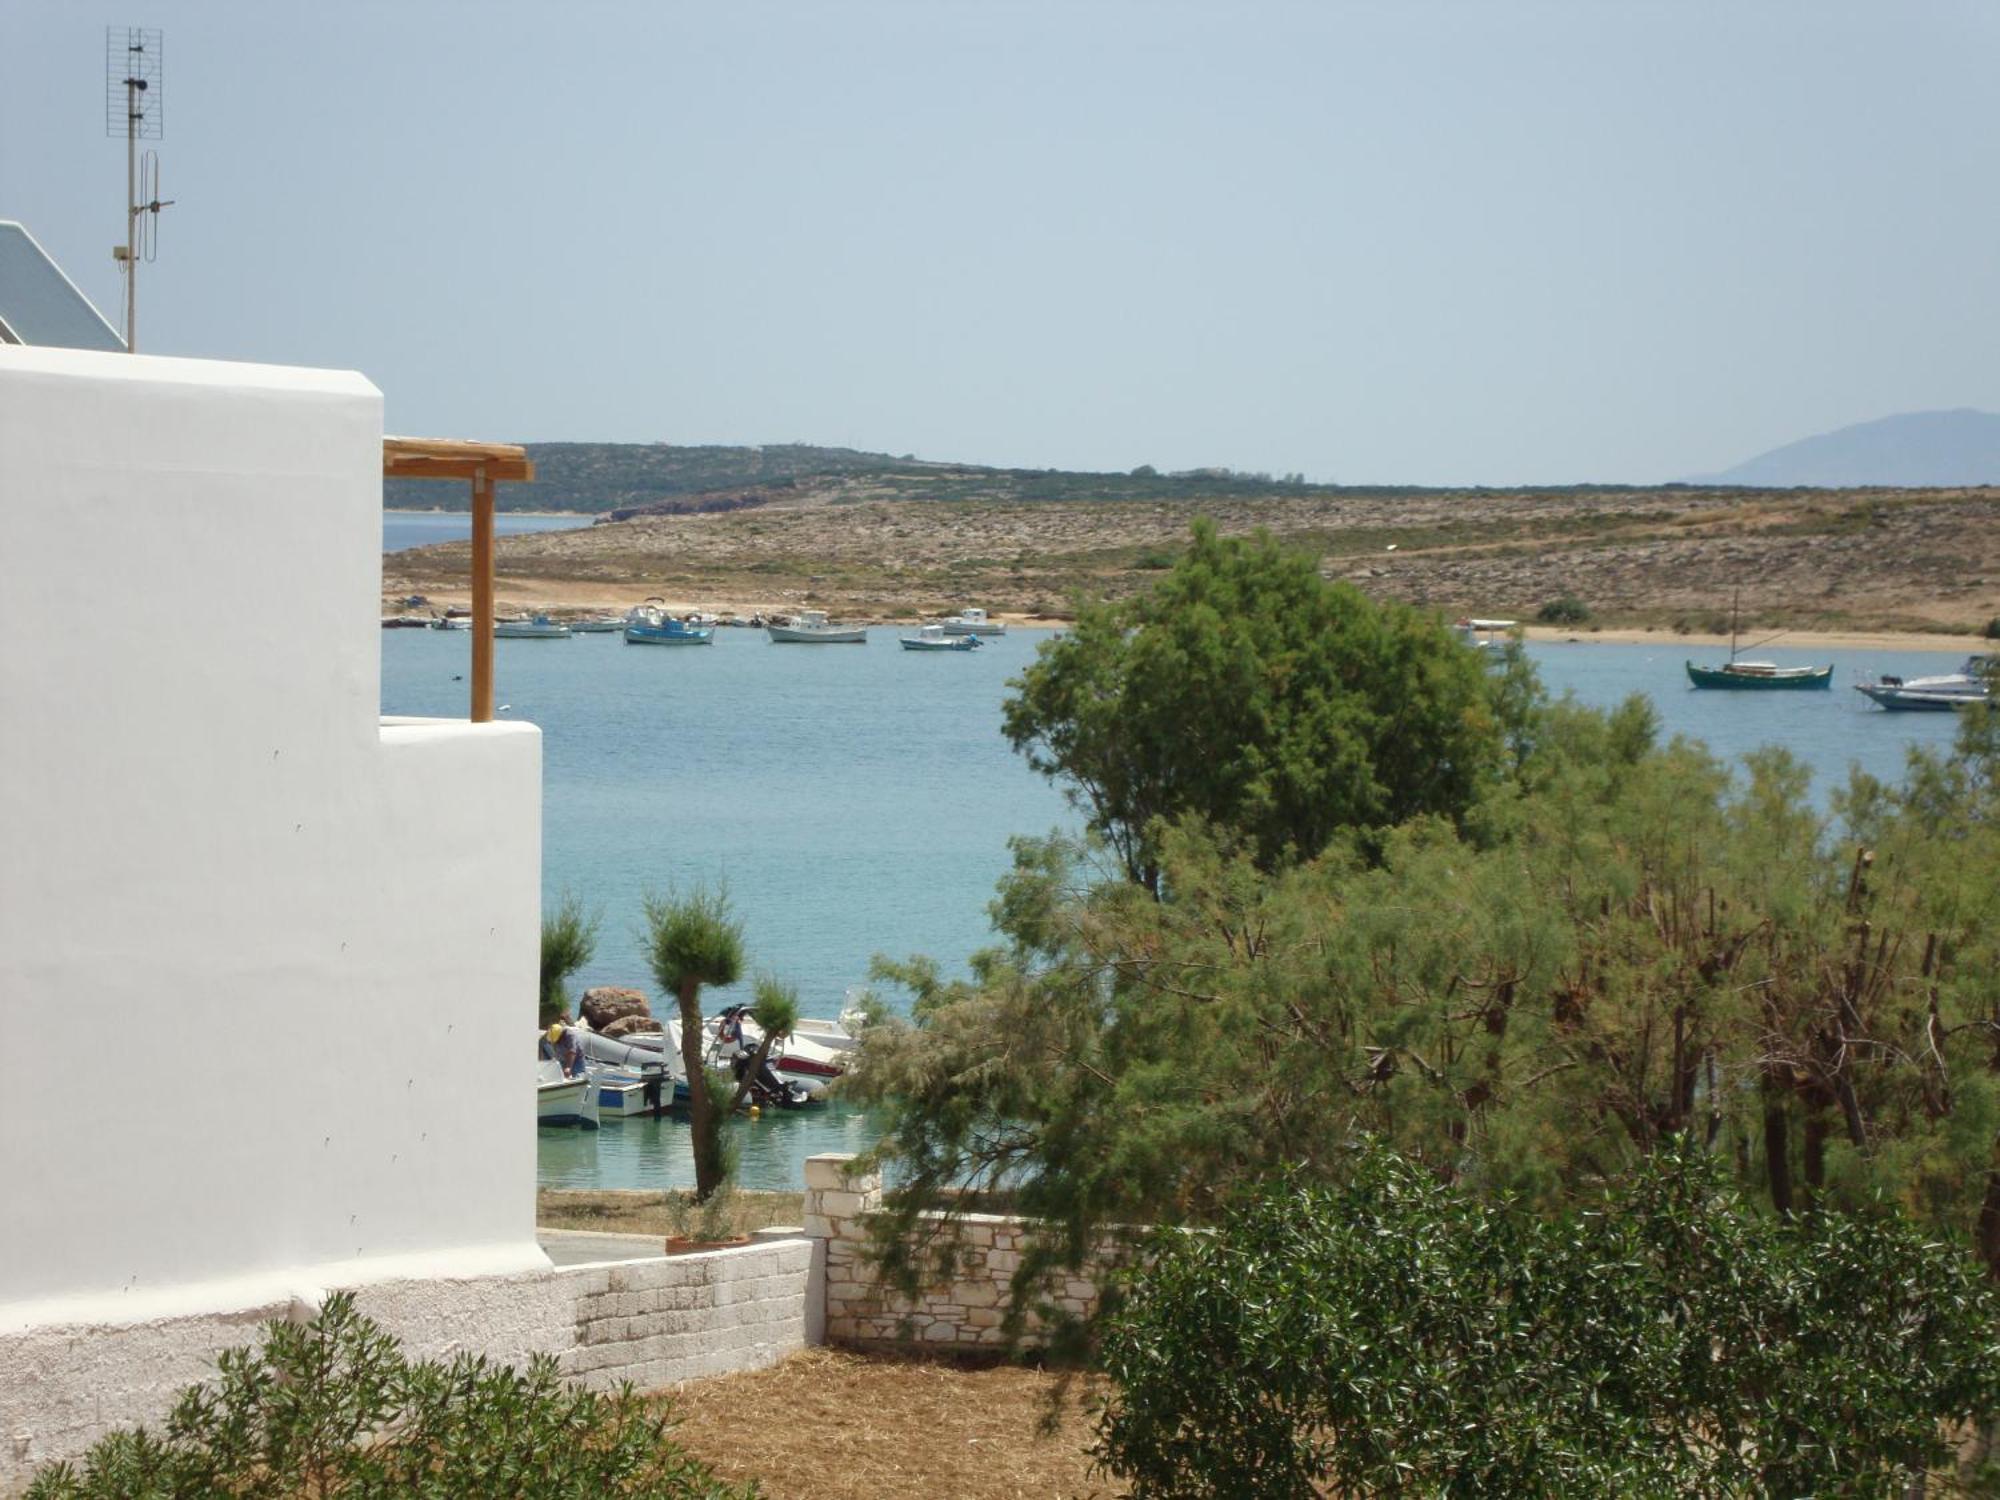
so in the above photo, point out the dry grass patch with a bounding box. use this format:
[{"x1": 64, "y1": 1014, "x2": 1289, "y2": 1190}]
[{"x1": 664, "y1": 1347, "x2": 1115, "y2": 1500}]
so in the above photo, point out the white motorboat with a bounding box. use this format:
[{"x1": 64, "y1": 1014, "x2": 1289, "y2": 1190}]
[
  {"x1": 1455, "y1": 617, "x2": 1516, "y2": 649},
  {"x1": 1855, "y1": 656, "x2": 1994, "y2": 712},
  {"x1": 569, "y1": 616, "x2": 623, "y2": 633},
  {"x1": 701, "y1": 1012, "x2": 854, "y2": 1095},
  {"x1": 537, "y1": 1057, "x2": 600, "y2": 1128},
  {"x1": 936, "y1": 606, "x2": 1006, "y2": 636},
  {"x1": 901, "y1": 623, "x2": 983, "y2": 652},
  {"x1": 496, "y1": 614, "x2": 572, "y2": 639},
  {"x1": 766, "y1": 609, "x2": 867, "y2": 644},
  {"x1": 586, "y1": 1063, "x2": 681, "y2": 1117},
  {"x1": 431, "y1": 614, "x2": 471, "y2": 631}
]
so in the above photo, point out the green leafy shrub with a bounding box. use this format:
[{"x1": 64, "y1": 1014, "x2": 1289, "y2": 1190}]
[
  {"x1": 540, "y1": 890, "x2": 601, "y2": 1025},
  {"x1": 1983, "y1": 614, "x2": 1999, "y2": 640},
  {"x1": 1095, "y1": 1145, "x2": 2000, "y2": 1499},
  {"x1": 1534, "y1": 594, "x2": 1590, "y2": 625},
  {"x1": 26, "y1": 1292, "x2": 754, "y2": 1500}
]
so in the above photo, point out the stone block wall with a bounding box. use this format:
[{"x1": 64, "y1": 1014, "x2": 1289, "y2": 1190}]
[
  {"x1": 555, "y1": 1238, "x2": 813, "y2": 1390},
  {"x1": 804, "y1": 1153, "x2": 1112, "y2": 1350}
]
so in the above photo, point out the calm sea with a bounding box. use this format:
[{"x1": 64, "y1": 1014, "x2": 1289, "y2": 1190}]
[
  {"x1": 379, "y1": 627, "x2": 1975, "y2": 1192},
  {"x1": 383, "y1": 510, "x2": 592, "y2": 554}
]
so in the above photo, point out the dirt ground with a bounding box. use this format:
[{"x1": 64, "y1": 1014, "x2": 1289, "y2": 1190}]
[
  {"x1": 537, "y1": 1188, "x2": 803, "y2": 1239},
  {"x1": 662, "y1": 1347, "x2": 1114, "y2": 1500}
]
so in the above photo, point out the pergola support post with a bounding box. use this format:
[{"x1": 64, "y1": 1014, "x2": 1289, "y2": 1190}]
[
  {"x1": 470, "y1": 468, "x2": 495, "y2": 723},
  {"x1": 380, "y1": 437, "x2": 534, "y2": 725}
]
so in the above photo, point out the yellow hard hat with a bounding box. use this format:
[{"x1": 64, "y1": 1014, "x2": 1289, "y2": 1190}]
[{"x1": 547, "y1": 1022, "x2": 566, "y2": 1042}]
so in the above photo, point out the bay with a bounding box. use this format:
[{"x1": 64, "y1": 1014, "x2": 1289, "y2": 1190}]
[
  {"x1": 383, "y1": 509, "x2": 593, "y2": 554},
  {"x1": 379, "y1": 627, "x2": 1977, "y2": 1192}
]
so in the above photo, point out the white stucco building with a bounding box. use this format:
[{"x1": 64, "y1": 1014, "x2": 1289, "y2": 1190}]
[{"x1": 0, "y1": 346, "x2": 550, "y2": 1475}]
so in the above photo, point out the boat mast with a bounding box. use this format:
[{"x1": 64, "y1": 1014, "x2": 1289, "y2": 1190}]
[{"x1": 1730, "y1": 587, "x2": 1739, "y2": 664}]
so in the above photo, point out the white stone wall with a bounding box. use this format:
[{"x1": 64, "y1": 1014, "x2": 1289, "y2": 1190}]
[
  {"x1": 1, "y1": 1239, "x2": 817, "y2": 1492},
  {"x1": 804, "y1": 1154, "x2": 1111, "y2": 1350}
]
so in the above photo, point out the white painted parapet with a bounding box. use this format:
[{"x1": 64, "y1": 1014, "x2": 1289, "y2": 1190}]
[{"x1": 0, "y1": 347, "x2": 544, "y2": 1487}]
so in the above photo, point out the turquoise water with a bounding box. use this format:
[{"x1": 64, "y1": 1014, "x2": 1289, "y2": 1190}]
[
  {"x1": 383, "y1": 510, "x2": 592, "y2": 553},
  {"x1": 379, "y1": 628, "x2": 1976, "y2": 1191}
]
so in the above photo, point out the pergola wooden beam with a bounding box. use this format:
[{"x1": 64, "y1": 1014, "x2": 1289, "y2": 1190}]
[{"x1": 383, "y1": 436, "x2": 536, "y2": 723}]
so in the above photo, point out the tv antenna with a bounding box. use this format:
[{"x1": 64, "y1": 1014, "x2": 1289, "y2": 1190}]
[{"x1": 105, "y1": 26, "x2": 171, "y2": 352}]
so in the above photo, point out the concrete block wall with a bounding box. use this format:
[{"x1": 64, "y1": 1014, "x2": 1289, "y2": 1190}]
[
  {"x1": 556, "y1": 1238, "x2": 813, "y2": 1391},
  {"x1": 805, "y1": 1153, "x2": 1111, "y2": 1350}
]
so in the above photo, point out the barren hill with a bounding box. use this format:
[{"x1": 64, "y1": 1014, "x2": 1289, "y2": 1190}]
[{"x1": 383, "y1": 480, "x2": 2000, "y2": 638}]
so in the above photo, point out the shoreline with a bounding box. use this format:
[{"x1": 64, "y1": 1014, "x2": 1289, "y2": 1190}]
[
  {"x1": 1520, "y1": 624, "x2": 1988, "y2": 653},
  {"x1": 382, "y1": 582, "x2": 1990, "y2": 655}
]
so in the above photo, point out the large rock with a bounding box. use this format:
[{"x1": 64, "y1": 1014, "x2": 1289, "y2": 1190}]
[
  {"x1": 601, "y1": 1014, "x2": 665, "y2": 1040},
  {"x1": 580, "y1": 986, "x2": 652, "y2": 1031}
]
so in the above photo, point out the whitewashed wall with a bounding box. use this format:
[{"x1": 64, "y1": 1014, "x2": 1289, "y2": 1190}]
[{"x1": 0, "y1": 350, "x2": 543, "y2": 1332}]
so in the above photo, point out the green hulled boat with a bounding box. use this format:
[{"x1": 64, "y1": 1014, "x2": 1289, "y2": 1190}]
[{"x1": 1685, "y1": 660, "x2": 1833, "y2": 690}]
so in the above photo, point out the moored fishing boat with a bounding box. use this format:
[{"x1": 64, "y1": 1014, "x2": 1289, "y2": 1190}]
[
  {"x1": 537, "y1": 1057, "x2": 600, "y2": 1128},
  {"x1": 1685, "y1": 660, "x2": 1833, "y2": 690},
  {"x1": 1686, "y1": 592, "x2": 1830, "y2": 690},
  {"x1": 1855, "y1": 656, "x2": 1994, "y2": 711},
  {"x1": 569, "y1": 616, "x2": 623, "y2": 633},
  {"x1": 624, "y1": 598, "x2": 714, "y2": 646},
  {"x1": 496, "y1": 614, "x2": 572, "y2": 639},
  {"x1": 766, "y1": 609, "x2": 867, "y2": 644},
  {"x1": 901, "y1": 623, "x2": 983, "y2": 652},
  {"x1": 935, "y1": 606, "x2": 1006, "y2": 636},
  {"x1": 430, "y1": 613, "x2": 471, "y2": 631}
]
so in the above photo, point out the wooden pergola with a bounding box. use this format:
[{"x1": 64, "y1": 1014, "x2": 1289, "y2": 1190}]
[{"x1": 382, "y1": 437, "x2": 537, "y2": 722}]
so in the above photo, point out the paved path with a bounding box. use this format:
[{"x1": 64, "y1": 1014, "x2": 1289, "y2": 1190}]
[{"x1": 537, "y1": 1228, "x2": 666, "y2": 1266}]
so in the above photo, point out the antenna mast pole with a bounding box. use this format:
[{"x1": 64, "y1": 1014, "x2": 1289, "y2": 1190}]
[{"x1": 106, "y1": 27, "x2": 164, "y2": 353}]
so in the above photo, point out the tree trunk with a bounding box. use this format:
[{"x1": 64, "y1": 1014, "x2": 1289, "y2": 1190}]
[
  {"x1": 1763, "y1": 1078, "x2": 1794, "y2": 1219},
  {"x1": 1801, "y1": 1110, "x2": 1827, "y2": 1212},
  {"x1": 676, "y1": 982, "x2": 723, "y2": 1201},
  {"x1": 1976, "y1": 1153, "x2": 2000, "y2": 1281}
]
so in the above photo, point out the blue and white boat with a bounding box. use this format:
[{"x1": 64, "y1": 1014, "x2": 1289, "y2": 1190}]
[
  {"x1": 900, "y1": 623, "x2": 983, "y2": 652},
  {"x1": 624, "y1": 598, "x2": 714, "y2": 646}
]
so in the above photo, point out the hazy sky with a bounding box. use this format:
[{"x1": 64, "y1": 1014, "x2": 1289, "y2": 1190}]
[{"x1": 5, "y1": 1, "x2": 1997, "y2": 484}]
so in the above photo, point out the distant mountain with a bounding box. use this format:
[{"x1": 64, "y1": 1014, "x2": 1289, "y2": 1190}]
[{"x1": 1692, "y1": 409, "x2": 2000, "y2": 487}]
